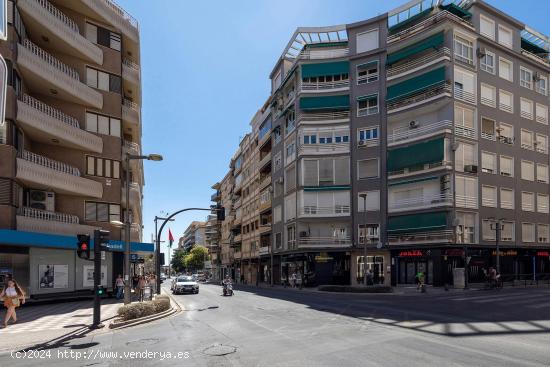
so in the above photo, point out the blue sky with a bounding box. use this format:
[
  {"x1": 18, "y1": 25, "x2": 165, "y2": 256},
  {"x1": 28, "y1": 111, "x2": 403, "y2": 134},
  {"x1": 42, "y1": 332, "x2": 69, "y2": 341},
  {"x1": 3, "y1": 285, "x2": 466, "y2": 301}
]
[{"x1": 115, "y1": 0, "x2": 550, "y2": 259}]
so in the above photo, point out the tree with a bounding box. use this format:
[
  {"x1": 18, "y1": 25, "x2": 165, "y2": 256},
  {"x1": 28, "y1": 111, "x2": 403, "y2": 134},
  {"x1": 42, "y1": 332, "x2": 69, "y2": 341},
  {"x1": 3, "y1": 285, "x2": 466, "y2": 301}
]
[
  {"x1": 171, "y1": 248, "x2": 187, "y2": 273},
  {"x1": 184, "y1": 246, "x2": 209, "y2": 271}
]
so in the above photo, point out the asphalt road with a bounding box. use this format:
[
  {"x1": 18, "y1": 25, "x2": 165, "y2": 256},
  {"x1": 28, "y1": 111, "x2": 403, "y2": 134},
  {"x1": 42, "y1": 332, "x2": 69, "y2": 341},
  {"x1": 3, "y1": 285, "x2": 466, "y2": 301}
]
[{"x1": 1, "y1": 282, "x2": 550, "y2": 366}]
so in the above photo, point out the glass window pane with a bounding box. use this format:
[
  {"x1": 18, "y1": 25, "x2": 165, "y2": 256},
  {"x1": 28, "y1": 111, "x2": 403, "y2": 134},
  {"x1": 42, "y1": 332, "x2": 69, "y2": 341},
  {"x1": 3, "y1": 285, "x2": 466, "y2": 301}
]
[
  {"x1": 86, "y1": 112, "x2": 98, "y2": 133},
  {"x1": 98, "y1": 71, "x2": 109, "y2": 91},
  {"x1": 86, "y1": 156, "x2": 95, "y2": 175},
  {"x1": 98, "y1": 115, "x2": 109, "y2": 135},
  {"x1": 113, "y1": 161, "x2": 120, "y2": 179},
  {"x1": 104, "y1": 159, "x2": 112, "y2": 178}
]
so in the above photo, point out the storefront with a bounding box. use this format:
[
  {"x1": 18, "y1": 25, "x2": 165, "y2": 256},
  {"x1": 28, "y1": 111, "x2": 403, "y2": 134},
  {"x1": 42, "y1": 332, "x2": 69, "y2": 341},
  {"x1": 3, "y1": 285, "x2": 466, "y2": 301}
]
[
  {"x1": 280, "y1": 251, "x2": 350, "y2": 286},
  {"x1": 350, "y1": 250, "x2": 391, "y2": 286}
]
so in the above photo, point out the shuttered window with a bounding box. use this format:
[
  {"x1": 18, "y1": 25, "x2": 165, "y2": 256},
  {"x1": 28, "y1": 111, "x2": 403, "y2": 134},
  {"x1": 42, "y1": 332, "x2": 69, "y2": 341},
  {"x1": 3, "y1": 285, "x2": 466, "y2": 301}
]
[
  {"x1": 285, "y1": 165, "x2": 296, "y2": 193},
  {"x1": 302, "y1": 157, "x2": 350, "y2": 186},
  {"x1": 357, "y1": 158, "x2": 379, "y2": 179}
]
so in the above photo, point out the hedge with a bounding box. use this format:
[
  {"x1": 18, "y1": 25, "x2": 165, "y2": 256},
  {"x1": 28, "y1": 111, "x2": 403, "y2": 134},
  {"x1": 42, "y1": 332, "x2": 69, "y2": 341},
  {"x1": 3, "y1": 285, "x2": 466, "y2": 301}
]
[{"x1": 117, "y1": 295, "x2": 171, "y2": 321}]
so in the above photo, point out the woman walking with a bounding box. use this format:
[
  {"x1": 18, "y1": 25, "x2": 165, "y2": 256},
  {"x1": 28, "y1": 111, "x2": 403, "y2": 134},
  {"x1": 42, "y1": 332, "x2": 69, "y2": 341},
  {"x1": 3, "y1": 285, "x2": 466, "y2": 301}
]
[{"x1": 1, "y1": 279, "x2": 25, "y2": 327}]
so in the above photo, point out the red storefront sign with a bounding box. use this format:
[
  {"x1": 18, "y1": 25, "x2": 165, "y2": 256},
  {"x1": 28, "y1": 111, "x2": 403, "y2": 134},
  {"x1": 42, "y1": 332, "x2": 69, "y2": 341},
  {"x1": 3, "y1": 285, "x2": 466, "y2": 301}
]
[
  {"x1": 398, "y1": 250, "x2": 424, "y2": 257},
  {"x1": 536, "y1": 251, "x2": 550, "y2": 257}
]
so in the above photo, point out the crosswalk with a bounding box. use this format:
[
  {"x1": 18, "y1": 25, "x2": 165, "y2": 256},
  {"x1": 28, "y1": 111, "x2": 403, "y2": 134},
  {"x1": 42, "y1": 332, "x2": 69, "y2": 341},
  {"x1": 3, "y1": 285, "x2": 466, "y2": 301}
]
[
  {"x1": 0, "y1": 300, "x2": 120, "y2": 335},
  {"x1": 437, "y1": 288, "x2": 550, "y2": 308}
]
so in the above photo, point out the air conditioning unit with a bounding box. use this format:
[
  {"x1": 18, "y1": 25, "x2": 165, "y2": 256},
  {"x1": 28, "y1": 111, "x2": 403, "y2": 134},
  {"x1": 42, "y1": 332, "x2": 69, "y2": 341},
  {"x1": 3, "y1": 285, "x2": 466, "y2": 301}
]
[
  {"x1": 464, "y1": 165, "x2": 478, "y2": 173},
  {"x1": 358, "y1": 140, "x2": 367, "y2": 147},
  {"x1": 409, "y1": 120, "x2": 418, "y2": 129},
  {"x1": 504, "y1": 137, "x2": 513, "y2": 144},
  {"x1": 29, "y1": 190, "x2": 55, "y2": 211},
  {"x1": 299, "y1": 231, "x2": 309, "y2": 238},
  {"x1": 476, "y1": 48, "x2": 486, "y2": 58}
]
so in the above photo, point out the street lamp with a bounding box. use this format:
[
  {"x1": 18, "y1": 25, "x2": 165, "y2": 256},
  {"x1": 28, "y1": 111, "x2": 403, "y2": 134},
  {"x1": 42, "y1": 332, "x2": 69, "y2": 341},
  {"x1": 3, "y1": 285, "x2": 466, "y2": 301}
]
[
  {"x1": 489, "y1": 218, "x2": 504, "y2": 274},
  {"x1": 359, "y1": 193, "x2": 368, "y2": 286},
  {"x1": 123, "y1": 153, "x2": 163, "y2": 304}
]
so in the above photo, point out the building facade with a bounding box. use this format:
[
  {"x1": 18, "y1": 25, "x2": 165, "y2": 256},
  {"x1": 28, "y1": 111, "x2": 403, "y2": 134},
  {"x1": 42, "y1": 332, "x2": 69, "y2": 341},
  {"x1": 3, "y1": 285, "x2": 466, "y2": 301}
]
[
  {"x1": 0, "y1": 0, "x2": 151, "y2": 298},
  {"x1": 210, "y1": 0, "x2": 550, "y2": 287}
]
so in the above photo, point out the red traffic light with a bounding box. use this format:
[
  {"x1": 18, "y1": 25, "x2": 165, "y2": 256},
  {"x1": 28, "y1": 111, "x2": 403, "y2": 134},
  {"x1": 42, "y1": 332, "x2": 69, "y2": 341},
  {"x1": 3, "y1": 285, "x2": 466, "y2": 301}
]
[{"x1": 81, "y1": 243, "x2": 88, "y2": 251}]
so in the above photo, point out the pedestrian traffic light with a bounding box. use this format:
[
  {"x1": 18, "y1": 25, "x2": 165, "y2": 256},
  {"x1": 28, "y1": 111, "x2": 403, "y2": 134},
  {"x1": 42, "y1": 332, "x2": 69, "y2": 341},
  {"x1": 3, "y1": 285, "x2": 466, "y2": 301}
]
[
  {"x1": 77, "y1": 234, "x2": 91, "y2": 260},
  {"x1": 94, "y1": 229, "x2": 110, "y2": 255},
  {"x1": 216, "y1": 203, "x2": 225, "y2": 221},
  {"x1": 96, "y1": 286, "x2": 105, "y2": 296}
]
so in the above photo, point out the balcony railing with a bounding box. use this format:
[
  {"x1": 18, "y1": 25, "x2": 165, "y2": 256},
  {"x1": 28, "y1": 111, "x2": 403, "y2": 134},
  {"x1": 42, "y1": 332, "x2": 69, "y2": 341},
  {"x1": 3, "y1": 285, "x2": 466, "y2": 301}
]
[
  {"x1": 34, "y1": 0, "x2": 79, "y2": 32},
  {"x1": 21, "y1": 94, "x2": 80, "y2": 128},
  {"x1": 454, "y1": 125, "x2": 477, "y2": 140},
  {"x1": 122, "y1": 57, "x2": 140, "y2": 71},
  {"x1": 298, "y1": 236, "x2": 352, "y2": 248},
  {"x1": 388, "y1": 160, "x2": 452, "y2": 177},
  {"x1": 501, "y1": 200, "x2": 514, "y2": 210},
  {"x1": 536, "y1": 115, "x2": 548, "y2": 124},
  {"x1": 300, "y1": 79, "x2": 350, "y2": 92},
  {"x1": 387, "y1": 47, "x2": 451, "y2": 78},
  {"x1": 499, "y1": 103, "x2": 513, "y2": 114},
  {"x1": 389, "y1": 193, "x2": 452, "y2": 212},
  {"x1": 387, "y1": 81, "x2": 452, "y2": 112},
  {"x1": 296, "y1": 48, "x2": 349, "y2": 61},
  {"x1": 258, "y1": 153, "x2": 271, "y2": 169},
  {"x1": 481, "y1": 96, "x2": 496, "y2": 108},
  {"x1": 298, "y1": 110, "x2": 350, "y2": 123},
  {"x1": 23, "y1": 39, "x2": 80, "y2": 80},
  {"x1": 100, "y1": 0, "x2": 138, "y2": 28},
  {"x1": 388, "y1": 120, "x2": 452, "y2": 145},
  {"x1": 521, "y1": 110, "x2": 534, "y2": 120},
  {"x1": 388, "y1": 230, "x2": 454, "y2": 244},
  {"x1": 259, "y1": 176, "x2": 271, "y2": 191},
  {"x1": 300, "y1": 205, "x2": 350, "y2": 216},
  {"x1": 18, "y1": 206, "x2": 79, "y2": 224},
  {"x1": 299, "y1": 142, "x2": 349, "y2": 155},
  {"x1": 454, "y1": 87, "x2": 476, "y2": 105},
  {"x1": 123, "y1": 98, "x2": 139, "y2": 111},
  {"x1": 481, "y1": 131, "x2": 496, "y2": 141},
  {"x1": 124, "y1": 141, "x2": 140, "y2": 155},
  {"x1": 20, "y1": 150, "x2": 80, "y2": 176}
]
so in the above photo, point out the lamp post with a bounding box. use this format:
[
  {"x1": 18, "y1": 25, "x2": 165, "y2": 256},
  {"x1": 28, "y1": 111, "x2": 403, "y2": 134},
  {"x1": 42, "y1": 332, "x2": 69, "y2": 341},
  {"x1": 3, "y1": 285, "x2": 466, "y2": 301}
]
[
  {"x1": 359, "y1": 193, "x2": 368, "y2": 286},
  {"x1": 123, "y1": 153, "x2": 163, "y2": 305},
  {"x1": 490, "y1": 218, "x2": 504, "y2": 274},
  {"x1": 154, "y1": 215, "x2": 174, "y2": 287}
]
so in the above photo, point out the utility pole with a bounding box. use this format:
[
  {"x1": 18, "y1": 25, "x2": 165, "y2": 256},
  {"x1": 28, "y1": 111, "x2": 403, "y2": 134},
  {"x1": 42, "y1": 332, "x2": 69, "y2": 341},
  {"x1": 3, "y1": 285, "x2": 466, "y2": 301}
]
[{"x1": 490, "y1": 219, "x2": 503, "y2": 273}]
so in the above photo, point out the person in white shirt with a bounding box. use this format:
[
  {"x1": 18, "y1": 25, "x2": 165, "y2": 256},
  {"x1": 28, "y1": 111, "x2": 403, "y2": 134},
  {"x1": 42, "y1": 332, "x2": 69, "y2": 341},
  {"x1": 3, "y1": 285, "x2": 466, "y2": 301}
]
[{"x1": 1, "y1": 279, "x2": 25, "y2": 328}]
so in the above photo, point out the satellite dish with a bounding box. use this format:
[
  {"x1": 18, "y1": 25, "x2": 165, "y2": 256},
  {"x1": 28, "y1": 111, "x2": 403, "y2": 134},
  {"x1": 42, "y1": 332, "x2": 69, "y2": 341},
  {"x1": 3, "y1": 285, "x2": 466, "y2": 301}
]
[{"x1": 376, "y1": 242, "x2": 383, "y2": 249}]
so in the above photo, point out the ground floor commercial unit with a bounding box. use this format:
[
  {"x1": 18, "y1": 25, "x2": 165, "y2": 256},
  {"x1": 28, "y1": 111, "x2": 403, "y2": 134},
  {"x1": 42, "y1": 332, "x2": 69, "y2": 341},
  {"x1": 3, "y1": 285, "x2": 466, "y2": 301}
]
[{"x1": 0, "y1": 229, "x2": 154, "y2": 299}]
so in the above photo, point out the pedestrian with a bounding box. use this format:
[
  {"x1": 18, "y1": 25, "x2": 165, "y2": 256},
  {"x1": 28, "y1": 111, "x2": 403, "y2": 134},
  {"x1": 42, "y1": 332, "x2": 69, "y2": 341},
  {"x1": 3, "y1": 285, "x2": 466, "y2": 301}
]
[
  {"x1": 1, "y1": 279, "x2": 25, "y2": 328},
  {"x1": 415, "y1": 271, "x2": 421, "y2": 291},
  {"x1": 366, "y1": 269, "x2": 374, "y2": 286},
  {"x1": 115, "y1": 274, "x2": 124, "y2": 300},
  {"x1": 150, "y1": 273, "x2": 157, "y2": 294},
  {"x1": 291, "y1": 271, "x2": 297, "y2": 288},
  {"x1": 137, "y1": 276, "x2": 146, "y2": 302},
  {"x1": 418, "y1": 271, "x2": 426, "y2": 293}
]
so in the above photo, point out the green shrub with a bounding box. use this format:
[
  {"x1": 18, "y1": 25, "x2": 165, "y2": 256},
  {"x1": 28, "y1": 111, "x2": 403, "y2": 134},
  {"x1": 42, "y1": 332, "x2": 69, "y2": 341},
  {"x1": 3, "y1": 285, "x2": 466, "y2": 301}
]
[
  {"x1": 117, "y1": 302, "x2": 157, "y2": 321},
  {"x1": 152, "y1": 296, "x2": 170, "y2": 313}
]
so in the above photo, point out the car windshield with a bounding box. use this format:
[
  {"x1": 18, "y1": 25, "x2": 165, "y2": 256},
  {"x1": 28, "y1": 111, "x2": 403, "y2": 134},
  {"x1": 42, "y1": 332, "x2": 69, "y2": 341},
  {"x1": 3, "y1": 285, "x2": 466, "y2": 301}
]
[{"x1": 177, "y1": 276, "x2": 194, "y2": 282}]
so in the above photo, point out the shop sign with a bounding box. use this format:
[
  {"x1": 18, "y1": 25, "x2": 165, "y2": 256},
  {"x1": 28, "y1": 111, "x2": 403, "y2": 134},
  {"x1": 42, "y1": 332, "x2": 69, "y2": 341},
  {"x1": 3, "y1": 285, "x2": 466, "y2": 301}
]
[
  {"x1": 536, "y1": 251, "x2": 550, "y2": 257},
  {"x1": 315, "y1": 252, "x2": 333, "y2": 262},
  {"x1": 491, "y1": 250, "x2": 517, "y2": 256},
  {"x1": 444, "y1": 249, "x2": 465, "y2": 257},
  {"x1": 398, "y1": 250, "x2": 424, "y2": 257}
]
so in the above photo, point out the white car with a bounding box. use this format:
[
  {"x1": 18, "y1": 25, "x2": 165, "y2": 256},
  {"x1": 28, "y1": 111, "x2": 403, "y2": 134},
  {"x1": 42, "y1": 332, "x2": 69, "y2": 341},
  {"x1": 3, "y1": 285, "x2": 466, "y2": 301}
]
[{"x1": 172, "y1": 276, "x2": 199, "y2": 294}]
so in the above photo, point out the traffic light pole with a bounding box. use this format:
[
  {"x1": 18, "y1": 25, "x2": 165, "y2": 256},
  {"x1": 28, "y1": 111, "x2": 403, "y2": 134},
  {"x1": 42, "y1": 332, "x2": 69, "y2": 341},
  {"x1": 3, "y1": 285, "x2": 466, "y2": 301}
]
[{"x1": 92, "y1": 229, "x2": 109, "y2": 329}]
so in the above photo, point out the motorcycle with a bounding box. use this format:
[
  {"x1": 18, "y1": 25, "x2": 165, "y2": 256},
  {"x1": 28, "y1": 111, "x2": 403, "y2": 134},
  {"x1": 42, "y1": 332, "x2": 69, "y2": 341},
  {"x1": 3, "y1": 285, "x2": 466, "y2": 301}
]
[{"x1": 223, "y1": 283, "x2": 233, "y2": 296}]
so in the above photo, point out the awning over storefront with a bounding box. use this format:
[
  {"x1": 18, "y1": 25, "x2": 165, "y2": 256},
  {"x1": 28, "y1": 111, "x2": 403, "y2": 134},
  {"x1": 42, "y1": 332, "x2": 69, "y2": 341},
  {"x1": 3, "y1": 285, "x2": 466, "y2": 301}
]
[
  {"x1": 387, "y1": 137, "x2": 444, "y2": 171},
  {"x1": 387, "y1": 211, "x2": 447, "y2": 233},
  {"x1": 386, "y1": 32, "x2": 444, "y2": 65},
  {"x1": 299, "y1": 95, "x2": 350, "y2": 110},
  {"x1": 0, "y1": 229, "x2": 154, "y2": 252},
  {"x1": 301, "y1": 61, "x2": 349, "y2": 78},
  {"x1": 386, "y1": 66, "x2": 446, "y2": 101}
]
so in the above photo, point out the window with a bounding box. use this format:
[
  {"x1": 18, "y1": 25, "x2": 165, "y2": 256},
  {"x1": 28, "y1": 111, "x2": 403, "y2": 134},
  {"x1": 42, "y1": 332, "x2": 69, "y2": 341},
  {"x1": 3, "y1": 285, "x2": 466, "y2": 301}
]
[
  {"x1": 482, "y1": 185, "x2": 497, "y2": 207},
  {"x1": 86, "y1": 67, "x2": 121, "y2": 93},
  {"x1": 481, "y1": 117, "x2": 496, "y2": 140},
  {"x1": 520, "y1": 67, "x2": 533, "y2": 89},
  {"x1": 456, "y1": 212, "x2": 476, "y2": 244},
  {"x1": 535, "y1": 76, "x2": 547, "y2": 96},
  {"x1": 356, "y1": 29, "x2": 379, "y2": 54},
  {"x1": 482, "y1": 220, "x2": 496, "y2": 241},
  {"x1": 522, "y1": 191, "x2": 535, "y2": 212},
  {"x1": 498, "y1": 57, "x2": 513, "y2": 82},
  {"x1": 454, "y1": 34, "x2": 474, "y2": 65},
  {"x1": 536, "y1": 134, "x2": 548, "y2": 154},
  {"x1": 522, "y1": 223, "x2": 535, "y2": 243},
  {"x1": 455, "y1": 142, "x2": 477, "y2": 172},
  {"x1": 358, "y1": 126, "x2": 379, "y2": 145},
  {"x1": 536, "y1": 104, "x2": 548, "y2": 124},
  {"x1": 285, "y1": 110, "x2": 295, "y2": 135},
  {"x1": 285, "y1": 164, "x2": 296, "y2": 193},
  {"x1": 499, "y1": 90, "x2": 513, "y2": 113},
  {"x1": 520, "y1": 129, "x2": 534, "y2": 150},
  {"x1": 455, "y1": 176, "x2": 478, "y2": 208},
  {"x1": 537, "y1": 164, "x2": 549, "y2": 183},
  {"x1": 286, "y1": 225, "x2": 296, "y2": 247},
  {"x1": 498, "y1": 122, "x2": 513, "y2": 144},
  {"x1": 301, "y1": 190, "x2": 350, "y2": 215},
  {"x1": 358, "y1": 224, "x2": 380, "y2": 244},
  {"x1": 521, "y1": 160, "x2": 534, "y2": 181},
  {"x1": 537, "y1": 193, "x2": 549, "y2": 213},
  {"x1": 274, "y1": 152, "x2": 282, "y2": 171},
  {"x1": 302, "y1": 157, "x2": 350, "y2": 186},
  {"x1": 538, "y1": 224, "x2": 549, "y2": 242},
  {"x1": 303, "y1": 134, "x2": 317, "y2": 145},
  {"x1": 284, "y1": 194, "x2": 296, "y2": 222},
  {"x1": 85, "y1": 112, "x2": 121, "y2": 137},
  {"x1": 357, "y1": 158, "x2": 379, "y2": 179},
  {"x1": 285, "y1": 141, "x2": 296, "y2": 164},
  {"x1": 520, "y1": 98, "x2": 533, "y2": 120},
  {"x1": 480, "y1": 15, "x2": 495, "y2": 40},
  {"x1": 85, "y1": 202, "x2": 120, "y2": 222},
  {"x1": 480, "y1": 83, "x2": 496, "y2": 107},
  {"x1": 454, "y1": 67, "x2": 476, "y2": 103},
  {"x1": 500, "y1": 188, "x2": 514, "y2": 209},
  {"x1": 454, "y1": 104, "x2": 475, "y2": 137},
  {"x1": 481, "y1": 151, "x2": 496, "y2": 174},
  {"x1": 273, "y1": 126, "x2": 282, "y2": 144},
  {"x1": 357, "y1": 190, "x2": 380, "y2": 212},
  {"x1": 357, "y1": 61, "x2": 378, "y2": 84},
  {"x1": 480, "y1": 51, "x2": 495, "y2": 74},
  {"x1": 275, "y1": 232, "x2": 282, "y2": 249},
  {"x1": 497, "y1": 25, "x2": 513, "y2": 48},
  {"x1": 86, "y1": 156, "x2": 120, "y2": 178},
  {"x1": 501, "y1": 221, "x2": 515, "y2": 242},
  {"x1": 85, "y1": 23, "x2": 121, "y2": 51},
  {"x1": 499, "y1": 156, "x2": 513, "y2": 177},
  {"x1": 357, "y1": 95, "x2": 378, "y2": 116}
]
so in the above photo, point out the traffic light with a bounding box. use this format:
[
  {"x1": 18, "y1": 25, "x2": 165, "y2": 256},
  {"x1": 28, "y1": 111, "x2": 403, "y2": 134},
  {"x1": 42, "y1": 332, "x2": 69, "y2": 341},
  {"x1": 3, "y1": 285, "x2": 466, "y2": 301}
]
[
  {"x1": 77, "y1": 234, "x2": 90, "y2": 260},
  {"x1": 96, "y1": 286, "x2": 105, "y2": 296},
  {"x1": 94, "y1": 229, "x2": 110, "y2": 255},
  {"x1": 216, "y1": 203, "x2": 225, "y2": 221}
]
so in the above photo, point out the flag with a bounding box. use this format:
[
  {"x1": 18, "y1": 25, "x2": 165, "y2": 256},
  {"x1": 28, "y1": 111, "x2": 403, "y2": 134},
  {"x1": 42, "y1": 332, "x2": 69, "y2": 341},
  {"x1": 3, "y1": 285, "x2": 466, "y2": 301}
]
[{"x1": 168, "y1": 229, "x2": 174, "y2": 248}]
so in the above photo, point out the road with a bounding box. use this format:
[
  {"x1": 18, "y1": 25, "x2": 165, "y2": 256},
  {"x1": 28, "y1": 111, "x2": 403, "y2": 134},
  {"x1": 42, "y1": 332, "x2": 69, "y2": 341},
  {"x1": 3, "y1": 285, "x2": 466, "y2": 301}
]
[{"x1": 1, "y1": 282, "x2": 550, "y2": 366}]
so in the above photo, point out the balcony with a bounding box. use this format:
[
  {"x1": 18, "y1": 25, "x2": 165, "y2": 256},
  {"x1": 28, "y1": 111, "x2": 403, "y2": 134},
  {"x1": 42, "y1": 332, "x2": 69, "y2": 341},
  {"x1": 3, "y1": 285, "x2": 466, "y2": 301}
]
[
  {"x1": 387, "y1": 43, "x2": 450, "y2": 80},
  {"x1": 456, "y1": 195, "x2": 478, "y2": 209},
  {"x1": 259, "y1": 176, "x2": 271, "y2": 191},
  {"x1": 297, "y1": 236, "x2": 352, "y2": 249},
  {"x1": 17, "y1": 40, "x2": 102, "y2": 109},
  {"x1": 259, "y1": 224, "x2": 271, "y2": 235},
  {"x1": 122, "y1": 141, "x2": 140, "y2": 156},
  {"x1": 298, "y1": 110, "x2": 350, "y2": 125},
  {"x1": 259, "y1": 191, "x2": 271, "y2": 213},
  {"x1": 299, "y1": 205, "x2": 350, "y2": 218},
  {"x1": 388, "y1": 120, "x2": 451, "y2": 147},
  {"x1": 387, "y1": 137, "x2": 450, "y2": 178},
  {"x1": 211, "y1": 191, "x2": 221, "y2": 201},
  {"x1": 16, "y1": 150, "x2": 103, "y2": 198},
  {"x1": 295, "y1": 47, "x2": 349, "y2": 62},
  {"x1": 259, "y1": 246, "x2": 269, "y2": 256},
  {"x1": 454, "y1": 86, "x2": 476, "y2": 105},
  {"x1": 18, "y1": 0, "x2": 103, "y2": 64},
  {"x1": 122, "y1": 98, "x2": 140, "y2": 127},
  {"x1": 387, "y1": 211, "x2": 451, "y2": 244},
  {"x1": 122, "y1": 182, "x2": 141, "y2": 215},
  {"x1": 299, "y1": 142, "x2": 349, "y2": 156},
  {"x1": 389, "y1": 193, "x2": 452, "y2": 213},
  {"x1": 299, "y1": 79, "x2": 349, "y2": 93},
  {"x1": 17, "y1": 94, "x2": 102, "y2": 153},
  {"x1": 234, "y1": 251, "x2": 242, "y2": 260},
  {"x1": 122, "y1": 57, "x2": 140, "y2": 98},
  {"x1": 388, "y1": 230, "x2": 454, "y2": 245},
  {"x1": 454, "y1": 124, "x2": 477, "y2": 140},
  {"x1": 258, "y1": 152, "x2": 272, "y2": 170},
  {"x1": 16, "y1": 207, "x2": 98, "y2": 236}
]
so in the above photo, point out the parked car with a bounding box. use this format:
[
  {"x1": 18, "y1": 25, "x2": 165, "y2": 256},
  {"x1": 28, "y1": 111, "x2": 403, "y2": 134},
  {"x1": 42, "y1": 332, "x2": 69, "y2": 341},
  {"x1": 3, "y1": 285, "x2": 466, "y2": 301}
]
[
  {"x1": 172, "y1": 276, "x2": 199, "y2": 294},
  {"x1": 160, "y1": 273, "x2": 167, "y2": 282}
]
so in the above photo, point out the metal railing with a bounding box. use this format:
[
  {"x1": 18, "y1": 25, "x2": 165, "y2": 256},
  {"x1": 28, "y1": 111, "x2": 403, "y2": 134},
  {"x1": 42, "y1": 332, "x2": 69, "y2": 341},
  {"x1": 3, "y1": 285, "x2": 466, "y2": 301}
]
[
  {"x1": 388, "y1": 160, "x2": 452, "y2": 177},
  {"x1": 18, "y1": 206, "x2": 79, "y2": 224},
  {"x1": 300, "y1": 79, "x2": 349, "y2": 91},
  {"x1": 34, "y1": 0, "x2": 79, "y2": 33},
  {"x1": 480, "y1": 96, "x2": 496, "y2": 108},
  {"x1": 296, "y1": 48, "x2": 349, "y2": 61},
  {"x1": 19, "y1": 150, "x2": 80, "y2": 176},
  {"x1": 124, "y1": 141, "x2": 140, "y2": 153},
  {"x1": 387, "y1": 47, "x2": 451, "y2": 78},
  {"x1": 100, "y1": 0, "x2": 138, "y2": 28},
  {"x1": 20, "y1": 94, "x2": 80, "y2": 128},
  {"x1": 122, "y1": 57, "x2": 140, "y2": 70},
  {"x1": 387, "y1": 81, "x2": 451, "y2": 112},
  {"x1": 499, "y1": 103, "x2": 513, "y2": 113},
  {"x1": 521, "y1": 110, "x2": 534, "y2": 120},
  {"x1": 454, "y1": 87, "x2": 476, "y2": 104},
  {"x1": 389, "y1": 193, "x2": 452, "y2": 211},
  {"x1": 123, "y1": 98, "x2": 139, "y2": 111},
  {"x1": 22, "y1": 39, "x2": 80, "y2": 80},
  {"x1": 299, "y1": 110, "x2": 350, "y2": 123},
  {"x1": 501, "y1": 200, "x2": 514, "y2": 210},
  {"x1": 357, "y1": 106, "x2": 379, "y2": 117},
  {"x1": 482, "y1": 197, "x2": 497, "y2": 207},
  {"x1": 454, "y1": 125, "x2": 477, "y2": 139},
  {"x1": 388, "y1": 120, "x2": 452, "y2": 144},
  {"x1": 388, "y1": 230, "x2": 454, "y2": 244},
  {"x1": 299, "y1": 142, "x2": 349, "y2": 154},
  {"x1": 300, "y1": 205, "x2": 351, "y2": 216},
  {"x1": 536, "y1": 115, "x2": 548, "y2": 124},
  {"x1": 481, "y1": 131, "x2": 496, "y2": 141},
  {"x1": 298, "y1": 236, "x2": 352, "y2": 247}
]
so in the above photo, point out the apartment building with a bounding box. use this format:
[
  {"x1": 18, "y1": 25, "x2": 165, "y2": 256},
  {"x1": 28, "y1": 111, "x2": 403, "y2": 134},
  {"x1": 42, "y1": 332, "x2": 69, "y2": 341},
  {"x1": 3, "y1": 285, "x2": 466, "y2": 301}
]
[
  {"x1": 210, "y1": 0, "x2": 550, "y2": 287},
  {"x1": 180, "y1": 221, "x2": 206, "y2": 251},
  {"x1": 0, "y1": 0, "x2": 151, "y2": 297}
]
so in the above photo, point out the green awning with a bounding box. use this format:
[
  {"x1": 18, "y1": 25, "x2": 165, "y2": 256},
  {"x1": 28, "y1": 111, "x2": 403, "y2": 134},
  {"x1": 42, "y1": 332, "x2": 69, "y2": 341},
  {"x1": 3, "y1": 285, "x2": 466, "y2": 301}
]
[
  {"x1": 306, "y1": 41, "x2": 348, "y2": 49},
  {"x1": 439, "y1": 3, "x2": 472, "y2": 19},
  {"x1": 521, "y1": 38, "x2": 548, "y2": 56},
  {"x1": 357, "y1": 94, "x2": 377, "y2": 102},
  {"x1": 386, "y1": 66, "x2": 446, "y2": 101},
  {"x1": 387, "y1": 137, "x2": 444, "y2": 172},
  {"x1": 301, "y1": 61, "x2": 350, "y2": 78},
  {"x1": 299, "y1": 95, "x2": 350, "y2": 111},
  {"x1": 388, "y1": 176, "x2": 439, "y2": 187},
  {"x1": 386, "y1": 32, "x2": 444, "y2": 65},
  {"x1": 389, "y1": 7, "x2": 434, "y2": 34},
  {"x1": 357, "y1": 60, "x2": 378, "y2": 69},
  {"x1": 387, "y1": 211, "x2": 447, "y2": 233}
]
